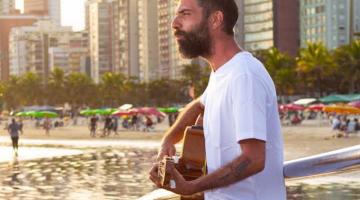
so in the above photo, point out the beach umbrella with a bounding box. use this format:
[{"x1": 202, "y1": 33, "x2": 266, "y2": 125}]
[
  {"x1": 16, "y1": 111, "x2": 37, "y2": 117},
  {"x1": 158, "y1": 107, "x2": 179, "y2": 113},
  {"x1": 323, "y1": 104, "x2": 360, "y2": 114},
  {"x1": 130, "y1": 107, "x2": 166, "y2": 117},
  {"x1": 27, "y1": 111, "x2": 58, "y2": 118},
  {"x1": 293, "y1": 98, "x2": 317, "y2": 106},
  {"x1": 15, "y1": 111, "x2": 29, "y2": 117},
  {"x1": 348, "y1": 100, "x2": 360, "y2": 109},
  {"x1": 280, "y1": 104, "x2": 305, "y2": 111},
  {"x1": 80, "y1": 109, "x2": 95, "y2": 116},
  {"x1": 100, "y1": 108, "x2": 117, "y2": 115},
  {"x1": 119, "y1": 104, "x2": 133, "y2": 110},
  {"x1": 112, "y1": 110, "x2": 134, "y2": 117},
  {"x1": 306, "y1": 104, "x2": 325, "y2": 111}
]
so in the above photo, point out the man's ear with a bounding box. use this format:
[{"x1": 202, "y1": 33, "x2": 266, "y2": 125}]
[{"x1": 209, "y1": 11, "x2": 224, "y2": 31}]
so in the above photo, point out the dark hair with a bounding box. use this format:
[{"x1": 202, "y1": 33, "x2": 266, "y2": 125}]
[{"x1": 197, "y1": 0, "x2": 238, "y2": 35}]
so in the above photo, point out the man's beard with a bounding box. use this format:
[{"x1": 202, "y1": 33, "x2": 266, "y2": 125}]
[{"x1": 174, "y1": 20, "x2": 212, "y2": 59}]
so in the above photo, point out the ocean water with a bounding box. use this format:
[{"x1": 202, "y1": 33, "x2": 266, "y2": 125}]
[{"x1": 0, "y1": 148, "x2": 359, "y2": 200}]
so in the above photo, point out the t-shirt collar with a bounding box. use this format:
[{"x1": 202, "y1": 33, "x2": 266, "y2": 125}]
[{"x1": 212, "y1": 51, "x2": 249, "y2": 76}]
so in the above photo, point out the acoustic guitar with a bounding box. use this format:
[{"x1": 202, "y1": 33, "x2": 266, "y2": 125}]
[{"x1": 158, "y1": 116, "x2": 206, "y2": 200}]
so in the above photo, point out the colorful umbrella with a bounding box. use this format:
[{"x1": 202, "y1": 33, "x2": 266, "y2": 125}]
[
  {"x1": 15, "y1": 111, "x2": 29, "y2": 117},
  {"x1": 27, "y1": 111, "x2": 58, "y2": 118},
  {"x1": 348, "y1": 100, "x2": 360, "y2": 109},
  {"x1": 80, "y1": 109, "x2": 95, "y2": 116},
  {"x1": 158, "y1": 107, "x2": 179, "y2": 113},
  {"x1": 280, "y1": 104, "x2": 305, "y2": 111},
  {"x1": 130, "y1": 107, "x2": 166, "y2": 117},
  {"x1": 15, "y1": 111, "x2": 37, "y2": 117},
  {"x1": 306, "y1": 103, "x2": 325, "y2": 111},
  {"x1": 96, "y1": 108, "x2": 117, "y2": 115},
  {"x1": 80, "y1": 108, "x2": 116, "y2": 116},
  {"x1": 323, "y1": 105, "x2": 360, "y2": 115},
  {"x1": 112, "y1": 110, "x2": 134, "y2": 117}
]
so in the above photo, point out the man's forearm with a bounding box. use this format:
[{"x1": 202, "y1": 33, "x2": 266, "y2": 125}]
[
  {"x1": 161, "y1": 98, "x2": 204, "y2": 145},
  {"x1": 192, "y1": 152, "x2": 264, "y2": 192}
]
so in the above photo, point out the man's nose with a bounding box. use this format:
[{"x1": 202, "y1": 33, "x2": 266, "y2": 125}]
[{"x1": 171, "y1": 15, "x2": 181, "y2": 30}]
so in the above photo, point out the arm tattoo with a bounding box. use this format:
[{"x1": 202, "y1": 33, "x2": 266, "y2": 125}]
[{"x1": 217, "y1": 158, "x2": 252, "y2": 186}]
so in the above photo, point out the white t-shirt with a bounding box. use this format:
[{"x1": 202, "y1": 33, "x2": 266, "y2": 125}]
[{"x1": 200, "y1": 52, "x2": 286, "y2": 200}]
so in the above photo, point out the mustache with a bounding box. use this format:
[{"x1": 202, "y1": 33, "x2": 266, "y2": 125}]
[{"x1": 174, "y1": 30, "x2": 187, "y2": 37}]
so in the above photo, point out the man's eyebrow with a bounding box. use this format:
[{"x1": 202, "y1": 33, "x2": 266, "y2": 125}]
[{"x1": 177, "y1": 8, "x2": 192, "y2": 14}]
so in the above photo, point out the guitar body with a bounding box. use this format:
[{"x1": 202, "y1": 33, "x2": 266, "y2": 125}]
[{"x1": 158, "y1": 115, "x2": 206, "y2": 200}]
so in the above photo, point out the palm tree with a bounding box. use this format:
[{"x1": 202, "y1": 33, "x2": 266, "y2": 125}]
[
  {"x1": 296, "y1": 42, "x2": 334, "y2": 96},
  {"x1": 64, "y1": 72, "x2": 96, "y2": 108},
  {"x1": 2, "y1": 76, "x2": 20, "y2": 109},
  {"x1": 99, "y1": 72, "x2": 126, "y2": 107},
  {"x1": 17, "y1": 72, "x2": 43, "y2": 105},
  {"x1": 334, "y1": 40, "x2": 360, "y2": 93},
  {"x1": 259, "y1": 48, "x2": 297, "y2": 96},
  {"x1": 46, "y1": 68, "x2": 66, "y2": 105}
]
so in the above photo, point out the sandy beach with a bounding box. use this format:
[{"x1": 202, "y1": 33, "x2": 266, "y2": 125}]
[{"x1": 0, "y1": 118, "x2": 359, "y2": 161}]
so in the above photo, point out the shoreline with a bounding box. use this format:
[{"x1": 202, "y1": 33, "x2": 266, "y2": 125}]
[{"x1": 1, "y1": 119, "x2": 359, "y2": 161}]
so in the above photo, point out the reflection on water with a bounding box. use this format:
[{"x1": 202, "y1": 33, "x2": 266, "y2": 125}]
[
  {"x1": 287, "y1": 167, "x2": 360, "y2": 200},
  {"x1": 287, "y1": 183, "x2": 360, "y2": 200},
  {"x1": 0, "y1": 148, "x2": 157, "y2": 200},
  {"x1": 0, "y1": 148, "x2": 359, "y2": 200}
]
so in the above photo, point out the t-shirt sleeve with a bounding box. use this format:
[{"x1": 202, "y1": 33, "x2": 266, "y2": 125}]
[
  {"x1": 231, "y1": 74, "x2": 267, "y2": 142},
  {"x1": 199, "y1": 86, "x2": 208, "y2": 106}
]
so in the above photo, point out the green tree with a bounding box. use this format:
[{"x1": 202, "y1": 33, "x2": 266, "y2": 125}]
[
  {"x1": 258, "y1": 48, "x2": 297, "y2": 96},
  {"x1": 296, "y1": 42, "x2": 334, "y2": 96},
  {"x1": 334, "y1": 40, "x2": 360, "y2": 93},
  {"x1": 2, "y1": 76, "x2": 21, "y2": 109},
  {"x1": 100, "y1": 72, "x2": 126, "y2": 107},
  {"x1": 46, "y1": 68, "x2": 66, "y2": 105},
  {"x1": 147, "y1": 78, "x2": 188, "y2": 106},
  {"x1": 17, "y1": 72, "x2": 43, "y2": 106},
  {"x1": 64, "y1": 72, "x2": 96, "y2": 108},
  {"x1": 181, "y1": 64, "x2": 210, "y2": 99}
]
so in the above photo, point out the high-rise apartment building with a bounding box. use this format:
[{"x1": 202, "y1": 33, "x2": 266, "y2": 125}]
[
  {"x1": 117, "y1": 0, "x2": 159, "y2": 82},
  {"x1": 88, "y1": 0, "x2": 117, "y2": 83},
  {"x1": 8, "y1": 20, "x2": 86, "y2": 80},
  {"x1": 158, "y1": 0, "x2": 191, "y2": 80},
  {"x1": 353, "y1": 0, "x2": 360, "y2": 40},
  {"x1": 0, "y1": 0, "x2": 15, "y2": 14},
  {"x1": 48, "y1": 31, "x2": 89, "y2": 74},
  {"x1": 87, "y1": 0, "x2": 159, "y2": 82},
  {"x1": 24, "y1": 0, "x2": 61, "y2": 25},
  {"x1": 137, "y1": 0, "x2": 159, "y2": 81},
  {"x1": 0, "y1": 15, "x2": 40, "y2": 80},
  {"x1": 243, "y1": 0, "x2": 299, "y2": 55},
  {"x1": 300, "y1": 0, "x2": 360, "y2": 49}
]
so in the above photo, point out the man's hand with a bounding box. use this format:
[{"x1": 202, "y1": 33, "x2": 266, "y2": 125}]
[
  {"x1": 149, "y1": 163, "x2": 161, "y2": 187},
  {"x1": 148, "y1": 161, "x2": 198, "y2": 196},
  {"x1": 148, "y1": 142, "x2": 176, "y2": 188},
  {"x1": 164, "y1": 165, "x2": 197, "y2": 195},
  {"x1": 156, "y1": 142, "x2": 176, "y2": 161}
]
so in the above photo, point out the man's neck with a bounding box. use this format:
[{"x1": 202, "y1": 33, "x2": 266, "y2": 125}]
[{"x1": 202, "y1": 35, "x2": 242, "y2": 72}]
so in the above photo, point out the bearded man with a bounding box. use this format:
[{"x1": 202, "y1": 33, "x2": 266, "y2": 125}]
[{"x1": 149, "y1": 0, "x2": 286, "y2": 199}]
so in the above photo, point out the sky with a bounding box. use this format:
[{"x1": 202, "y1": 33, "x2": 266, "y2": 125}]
[{"x1": 15, "y1": 0, "x2": 85, "y2": 31}]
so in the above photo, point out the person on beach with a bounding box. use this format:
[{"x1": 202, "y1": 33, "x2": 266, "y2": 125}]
[
  {"x1": 89, "y1": 116, "x2": 98, "y2": 137},
  {"x1": 149, "y1": 0, "x2": 286, "y2": 199},
  {"x1": 7, "y1": 118, "x2": 21, "y2": 156},
  {"x1": 103, "y1": 116, "x2": 113, "y2": 136},
  {"x1": 43, "y1": 117, "x2": 51, "y2": 136},
  {"x1": 112, "y1": 116, "x2": 119, "y2": 135}
]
